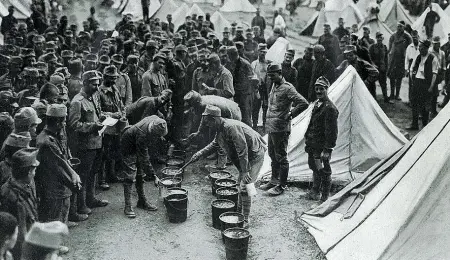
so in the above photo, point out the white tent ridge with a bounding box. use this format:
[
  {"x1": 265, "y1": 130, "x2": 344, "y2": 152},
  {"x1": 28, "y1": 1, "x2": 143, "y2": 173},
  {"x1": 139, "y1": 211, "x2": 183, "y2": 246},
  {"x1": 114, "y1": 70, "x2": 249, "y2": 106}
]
[
  {"x1": 210, "y1": 11, "x2": 231, "y2": 39},
  {"x1": 172, "y1": 3, "x2": 190, "y2": 30},
  {"x1": 152, "y1": 0, "x2": 179, "y2": 20},
  {"x1": 379, "y1": 0, "x2": 415, "y2": 32},
  {"x1": 219, "y1": 0, "x2": 257, "y2": 13},
  {"x1": 412, "y1": 3, "x2": 450, "y2": 44},
  {"x1": 357, "y1": 16, "x2": 393, "y2": 46},
  {"x1": 187, "y1": 4, "x2": 206, "y2": 18},
  {"x1": 257, "y1": 66, "x2": 407, "y2": 185},
  {"x1": 301, "y1": 83, "x2": 450, "y2": 260}
]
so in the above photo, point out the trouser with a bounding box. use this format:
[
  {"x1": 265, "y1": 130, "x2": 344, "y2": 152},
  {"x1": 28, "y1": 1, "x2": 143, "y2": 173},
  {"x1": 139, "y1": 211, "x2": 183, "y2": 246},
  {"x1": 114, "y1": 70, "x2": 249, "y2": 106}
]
[
  {"x1": 142, "y1": 5, "x2": 149, "y2": 21},
  {"x1": 367, "y1": 81, "x2": 376, "y2": 98},
  {"x1": 76, "y1": 148, "x2": 102, "y2": 209},
  {"x1": 379, "y1": 70, "x2": 388, "y2": 99},
  {"x1": 100, "y1": 134, "x2": 121, "y2": 184},
  {"x1": 307, "y1": 150, "x2": 332, "y2": 200},
  {"x1": 122, "y1": 154, "x2": 150, "y2": 205},
  {"x1": 252, "y1": 90, "x2": 268, "y2": 128},
  {"x1": 424, "y1": 22, "x2": 435, "y2": 39},
  {"x1": 41, "y1": 196, "x2": 71, "y2": 223},
  {"x1": 267, "y1": 131, "x2": 290, "y2": 187},
  {"x1": 411, "y1": 79, "x2": 430, "y2": 127},
  {"x1": 408, "y1": 76, "x2": 413, "y2": 103},
  {"x1": 389, "y1": 77, "x2": 402, "y2": 98},
  {"x1": 234, "y1": 92, "x2": 253, "y2": 127}
]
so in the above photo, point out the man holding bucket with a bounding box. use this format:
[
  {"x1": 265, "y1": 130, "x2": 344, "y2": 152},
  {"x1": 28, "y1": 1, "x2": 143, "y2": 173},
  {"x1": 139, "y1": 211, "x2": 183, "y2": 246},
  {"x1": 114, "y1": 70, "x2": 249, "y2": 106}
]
[
  {"x1": 120, "y1": 115, "x2": 168, "y2": 218},
  {"x1": 189, "y1": 105, "x2": 267, "y2": 228}
]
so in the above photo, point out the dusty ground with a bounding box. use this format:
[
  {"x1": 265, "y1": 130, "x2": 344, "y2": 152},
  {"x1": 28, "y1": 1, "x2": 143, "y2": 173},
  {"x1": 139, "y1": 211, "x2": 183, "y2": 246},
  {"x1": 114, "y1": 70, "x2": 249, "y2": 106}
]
[{"x1": 59, "y1": 1, "x2": 438, "y2": 259}]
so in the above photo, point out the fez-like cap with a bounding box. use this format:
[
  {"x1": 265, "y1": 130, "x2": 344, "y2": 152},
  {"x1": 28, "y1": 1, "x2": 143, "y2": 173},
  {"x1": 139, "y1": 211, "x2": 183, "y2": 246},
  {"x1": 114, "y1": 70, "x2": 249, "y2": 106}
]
[
  {"x1": 127, "y1": 55, "x2": 139, "y2": 64},
  {"x1": 103, "y1": 65, "x2": 120, "y2": 78},
  {"x1": 11, "y1": 147, "x2": 40, "y2": 168},
  {"x1": 82, "y1": 70, "x2": 102, "y2": 81},
  {"x1": 202, "y1": 105, "x2": 221, "y2": 117},
  {"x1": 432, "y1": 36, "x2": 441, "y2": 43},
  {"x1": 343, "y1": 45, "x2": 357, "y2": 54},
  {"x1": 14, "y1": 107, "x2": 42, "y2": 128},
  {"x1": 46, "y1": 103, "x2": 67, "y2": 117},
  {"x1": 61, "y1": 50, "x2": 73, "y2": 58},
  {"x1": 5, "y1": 132, "x2": 31, "y2": 148},
  {"x1": 25, "y1": 221, "x2": 69, "y2": 249},
  {"x1": 315, "y1": 76, "x2": 330, "y2": 88},
  {"x1": 285, "y1": 49, "x2": 295, "y2": 56},
  {"x1": 99, "y1": 55, "x2": 111, "y2": 65},
  {"x1": 267, "y1": 63, "x2": 282, "y2": 73},
  {"x1": 111, "y1": 54, "x2": 124, "y2": 64},
  {"x1": 184, "y1": 90, "x2": 201, "y2": 104},
  {"x1": 148, "y1": 116, "x2": 168, "y2": 136}
]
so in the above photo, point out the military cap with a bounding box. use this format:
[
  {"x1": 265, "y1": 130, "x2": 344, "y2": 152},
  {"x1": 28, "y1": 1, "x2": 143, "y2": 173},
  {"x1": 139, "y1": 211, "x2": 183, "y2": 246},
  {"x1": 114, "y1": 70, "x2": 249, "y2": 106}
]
[
  {"x1": 61, "y1": 50, "x2": 74, "y2": 58},
  {"x1": 258, "y1": 43, "x2": 268, "y2": 52},
  {"x1": 160, "y1": 37, "x2": 169, "y2": 44},
  {"x1": 236, "y1": 26, "x2": 244, "y2": 32},
  {"x1": 23, "y1": 67, "x2": 40, "y2": 78},
  {"x1": 235, "y1": 41, "x2": 244, "y2": 49},
  {"x1": 85, "y1": 53, "x2": 98, "y2": 62},
  {"x1": 245, "y1": 28, "x2": 253, "y2": 35},
  {"x1": 5, "y1": 133, "x2": 31, "y2": 148},
  {"x1": 10, "y1": 56, "x2": 23, "y2": 65},
  {"x1": 34, "y1": 62, "x2": 48, "y2": 72},
  {"x1": 207, "y1": 32, "x2": 216, "y2": 38},
  {"x1": 323, "y1": 23, "x2": 331, "y2": 28},
  {"x1": 397, "y1": 21, "x2": 406, "y2": 27},
  {"x1": 273, "y1": 27, "x2": 282, "y2": 34},
  {"x1": 376, "y1": 31, "x2": 383, "y2": 38},
  {"x1": 432, "y1": 36, "x2": 441, "y2": 44},
  {"x1": 186, "y1": 39, "x2": 197, "y2": 47},
  {"x1": 111, "y1": 54, "x2": 124, "y2": 64},
  {"x1": 267, "y1": 63, "x2": 282, "y2": 73},
  {"x1": 11, "y1": 147, "x2": 40, "y2": 168},
  {"x1": 32, "y1": 35, "x2": 45, "y2": 43},
  {"x1": 420, "y1": 39, "x2": 431, "y2": 48},
  {"x1": 191, "y1": 30, "x2": 200, "y2": 36},
  {"x1": 202, "y1": 105, "x2": 221, "y2": 117},
  {"x1": 21, "y1": 48, "x2": 36, "y2": 58},
  {"x1": 99, "y1": 55, "x2": 111, "y2": 65},
  {"x1": 46, "y1": 103, "x2": 67, "y2": 117},
  {"x1": 124, "y1": 39, "x2": 136, "y2": 47},
  {"x1": 208, "y1": 53, "x2": 220, "y2": 63},
  {"x1": 30, "y1": 100, "x2": 47, "y2": 117},
  {"x1": 175, "y1": 44, "x2": 188, "y2": 53},
  {"x1": 184, "y1": 90, "x2": 201, "y2": 104},
  {"x1": 45, "y1": 41, "x2": 57, "y2": 51},
  {"x1": 223, "y1": 27, "x2": 230, "y2": 33},
  {"x1": 315, "y1": 76, "x2": 330, "y2": 88},
  {"x1": 285, "y1": 49, "x2": 295, "y2": 56},
  {"x1": 82, "y1": 70, "x2": 102, "y2": 81},
  {"x1": 78, "y1": 31, "x2": 91, "y2": 40},
  {"x1": 198, "y1": 48, "x2": 210, "y2": 58},
  {"x1": 127, "y1": 55, "x2": 139, "y2": 64},
  {"x1": 231, "y1": 22, "x2": 237, "y2": 27},
  {"x1": 188, "y1": 46, "x2": 198, "y2": 54},
  {"x1": 203, "y1": 21, "x2": 210, "y2": 26},
  {"x1": 227, "y1": 46, "x2": 238, "y2": 54},
  {"x1": 101, "y1": 39, "x2": 111, "y2": 46},
  {"x1": 146, "y1": 40, "x2": 158, "y2": 49},
  {"x1": 25, "y1": 221, "x2": 69, "y2": 249},
  {"x1": 103, "y1": 65, "x2": 120, "y2": 78},
  {"x1": 218, "y1": 46, "x2": 228, "y2": 54},
  {"x1": 186, "y1": 20, "x2": 193, "y2": 26},
  {"x1": 340, "y1": 35, "x2": 350, "y2": 43},
  {"x1": 154, "y1": 52, "x2": 167, "y2": 61},
  {"x1": 362, "y1": 26, "x2": 370, "y2": 31},
  {"x1": 0, "y1": 91, "x2": 17, "y2": 107},
  {"x1": 148, "y1": 116, "x2": 168, "y2": 136},
  {"x1": 64, "y1": 29, "x2": 73, "y2": 38},
  {"x1": 252, "y1": 26, "x2": 260, "y2": 31},
  {"x1": 50, "y1": 74, "x2": 65, "y2": 85},
  {"x1": 56, "y1": 84, "x2": 69, "y2": 99},
  {"x1": 14, "y1": 107, "x2": 42, "y2": 128},
  {"x1": 167, "y1": 14, "x2": 172, "y2": 18},
  {"x1": 195, "y1": 37, "x2": 207, "y2": 46},
  {"x1": 343, "y1": 45, "x2": 357, "y2": 54},
  {"x1": 41, "y1": 53, "x2": 62, "y2": 65},
  {"x1": 173, "y1": 33, "x2": 182, "y2": 40}
]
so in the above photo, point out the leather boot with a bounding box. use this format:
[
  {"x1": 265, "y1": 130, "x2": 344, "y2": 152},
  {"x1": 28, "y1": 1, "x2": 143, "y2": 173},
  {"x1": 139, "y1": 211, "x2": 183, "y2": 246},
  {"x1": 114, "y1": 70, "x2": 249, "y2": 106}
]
[
  {"x1": 306, "y1": 171, "x2": 321, "y2": 200},
  {"x1": 320, "y1": 172, "x2": 332, "y2": 202},
  {"x1": 136, "y1": 176, "x2": 157, "y2": 211},
  {"x1": 69, "y1": 194, "x2": 89, "y2": 221},
  {"x1": 123, "y1": 183, "x2": 136, "y2": 218},
  {"x1": 77, "y1": 186, "x2": 92, "y2": 215}
]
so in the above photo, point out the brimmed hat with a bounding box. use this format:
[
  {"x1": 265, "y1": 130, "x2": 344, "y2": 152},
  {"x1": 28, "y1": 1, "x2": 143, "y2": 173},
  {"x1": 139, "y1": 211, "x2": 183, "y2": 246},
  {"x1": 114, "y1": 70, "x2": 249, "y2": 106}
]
[
  {"x1": 375, "y1": 31, "x2": 383, "y2": 38},
  {"x1": 148, "y1": 116, "x2": 168, "y2": 136},
  {"x1": 184, "y1": 90, "x2": 201, "y2": 104},
  {"x1": 223, "y1": 27, "x2": 230, "y2": 33},
  {"x1": 25, "y1": 221, "x2": 69, "y2": 249},
  {"x1": 111, "y1": 54, "x2": 124, "y2": 64},
  {"x1": 420, "y1": 39, "x2": 431, "y2": 48},
  {"x1": 99, "y1": 55, "x2": 111, "y2": 65},
  {"x1": 127, "y1": 55, "x2": 139, "y2": 64},
  {"x1": 14, "y1": 107, "x2": 42, "y2": 128},
  {"x1": 5, "y1": 133, "x2": 31, "y2": 148},
  {"x1": 202, "y1": 105, "x2": 221, "y2": 117},
  {"x1": 432, "y1": 36, "x2": 441, "y2": 44},
  {"x1": 343, "y1": 45, "x2": 357, "y2": 54},
  {"x1": 46, "y1": 103, "x2": 67, "y2": 117},
  {"x1": 21, "y1": 48, "x2": 36, "y2": 58},
  {"x1": 285, "y1": 49, "x2": 295, "y2": 56},
  {"x1": 11, "y1": 147, "x2": 40, "y2": 168},
  {"x1": 267, "y1": 63, "x2": 282, "y2": 73},
  {"x1": 49, "y1": 74, "x2": 65, "y2": 85},
  {"x1": 82, "y1": 70, "x2": 102, "y2": 82},
  {"x1": 314, "y1": 76, "x2": 330, "y2": 88},
  {"x1": 103, "y1": 65, "x2": 120, "y2": 78},
  {"x1": 61, "y1": 50, "x2": 73, "y2": 58}
]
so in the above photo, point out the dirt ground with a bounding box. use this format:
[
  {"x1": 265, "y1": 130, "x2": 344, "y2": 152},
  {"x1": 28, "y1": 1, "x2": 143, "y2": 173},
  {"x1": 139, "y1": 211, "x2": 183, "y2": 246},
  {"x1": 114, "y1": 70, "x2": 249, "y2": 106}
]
[{"x1": 59, "y1": 1, "x2": 439, "y2": 259}]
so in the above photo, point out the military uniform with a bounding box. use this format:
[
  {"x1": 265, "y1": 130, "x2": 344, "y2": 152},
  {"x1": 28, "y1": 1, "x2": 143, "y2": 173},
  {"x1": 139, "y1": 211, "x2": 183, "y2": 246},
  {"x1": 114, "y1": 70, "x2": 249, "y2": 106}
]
[
  {"x1": 142, "y1": 67, "x2": 168, "y2": 97},
  {"x1": 229, "y1": 57, "x2": 255, "y2": 126},
  {"x1": 67, "y1": 75, "x2": 83, "y2": 101},
  {"x1": 192, "y1": 67, "x2": 214, "y2": 95}
]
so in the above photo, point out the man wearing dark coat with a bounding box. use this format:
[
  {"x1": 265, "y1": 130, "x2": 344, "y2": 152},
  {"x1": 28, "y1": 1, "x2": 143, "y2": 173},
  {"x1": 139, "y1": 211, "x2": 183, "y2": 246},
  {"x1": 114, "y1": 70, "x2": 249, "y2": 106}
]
[{"x1": 308, "y1": 45, "x2": 336, "y2": 102}]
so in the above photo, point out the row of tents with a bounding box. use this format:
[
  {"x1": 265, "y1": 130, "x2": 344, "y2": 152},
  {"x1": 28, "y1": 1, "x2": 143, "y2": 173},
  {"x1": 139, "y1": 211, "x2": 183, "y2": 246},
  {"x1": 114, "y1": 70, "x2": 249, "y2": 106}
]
[{"x1": 255, "y1": 65, "x2": 450, "y2": 259}]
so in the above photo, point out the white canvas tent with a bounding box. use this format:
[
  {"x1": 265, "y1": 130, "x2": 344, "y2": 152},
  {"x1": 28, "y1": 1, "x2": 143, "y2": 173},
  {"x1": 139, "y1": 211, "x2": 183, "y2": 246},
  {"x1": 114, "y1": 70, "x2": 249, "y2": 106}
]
[
  {"x1": 300, "y1": 0, "x2": 364, "y2": 37},
  {"x1": 379, "y1": 0, "x2": 415, "y2": 32},
  {"x1": 301, "y1": 89, "x2": 450, "y2": 260},
  {"x1": 220, "y1": 0, "x2": 257, "y2": 12},
  {"x1": 122, "y1": 0, "x2": 160, "y2": 19},
  {"x1": 257, "y1": 66, "x2": 407, "y2": 184},
  {"x1": 3, "y1": 0, "x2": 30, "y2": 19},
  {"x1": 152, "y1": 0, "x2": 179, "y2": 20},
  {"x1": 412, "y1": 3, "x2": 450, "y2": 45},
  {"x1": 210, "y1": 11, "x2": 231, "y2": 39},
  {"x1": 357, "y1": 16, "x2": 393, "y2": 46},
  {"x1": 187, "y1": 4, "x2": 206, "y2": 17},
  {"x1": 172, "y1": 3, "x2": 190, "y2": 29},
  {"x1": 356, "y1": 0, "x2": 379, "y2": 19}
]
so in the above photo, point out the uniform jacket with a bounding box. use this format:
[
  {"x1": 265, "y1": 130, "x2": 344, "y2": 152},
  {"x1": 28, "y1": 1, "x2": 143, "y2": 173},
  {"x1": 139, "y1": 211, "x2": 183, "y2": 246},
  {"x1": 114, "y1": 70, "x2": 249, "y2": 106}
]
[
  {"x1": 281, "y1": 62, "x2": 298, "y2": 86},
  {"x1": 126, "y1": 96, "x2": 165, "y2": 125},
  {"x1": 211, "y1": 65, "x2": 234, "y2": 98},
  {"x1": 369, "y1": 43, "x2": 389, "y2": 72},
  {"x1": 293, "y1": 57, "x2": 314, "y2": 98},
  {"x1": 266, "y1": 78, "x2": 309, "y2": 133},
  {"x1": 336, "y1": 58, "x2": 379, "y2": 84},
  {"x1": 124, "y1": 67, "x2": 144, "y2": 102},
  {"x1": 388, "y1": 31, "x2": 412, "y2": 78},
  {"x1": 67, "y1": 76, "x2": 83, "y2": 101},
  {"x1": 318, "y1": 33, "x2": 341, "y2": 66},
  {"x1": 68, "y1": 90, "x2": 103, "y2": 150},
  {"x1": 192, "y1": 67, "x2": 214, "y2": 95},
  {"x1": 115, "y1": 72, "x2": 133, "y2": 107},
  {"x1": 304, "y1": 99, "x2": 339, "y2": 153},
  {"x1": 230, "y1": 57, "x2": 254, "y2": 95},
  {"x1": 309, "y1": 58, "x2": 336, "y2": 101},
  {"x1": 99, "y1": 84, "x2": 126, "y2": 135},
  {"x1": 142, "y1": 67, "x2": 168, "y2": 97}
]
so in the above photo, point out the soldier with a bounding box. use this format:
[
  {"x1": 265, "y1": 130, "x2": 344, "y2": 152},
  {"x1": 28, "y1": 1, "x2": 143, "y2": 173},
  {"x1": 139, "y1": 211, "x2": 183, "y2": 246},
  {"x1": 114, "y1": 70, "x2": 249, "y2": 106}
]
[
  {"x1": 111, "y1": 54, "x2": 133, "y2": 107},
  {"x1": 67, "y1": 59, "x2": 83, "y2": 100},
  {"x1": 293, "y1": 46, "x2": 314, "y2": 98},
  {"x1": 98, "y1": 65, "x2": 126, "y2": 189},
  {"x1": 251, "y1": 44, "x2": 270, "y2": 129},
  {"x1": 192, "y1": 50, "x2": 213, "y2": 94},
  {"x1": 308, "y1": 45, "x2": 336, "y2": 102},
  {"x1": 359, "y1": 26, "x2": 375, "y2": 49},
  {"x1": 244, "y1": 29, "x2": 258, "y2": 62},
  {"x1": 97, "y1": 55, "x2": 110, "y2": 74},
  {"x1": 369, "y1": 32, "x2": 390, "y2": 101},
  {"x1": 189, "y1": 105, "x2": 267, "y2": 228},
  {"x1": 251, "y1": 8, "x2": 266, "y2": 35},
  {"x1": 304, "y1": 77, "x2": 339, "y2": 203},
  {"x1": 318, "y1": 24, "x2": 340, "y2": 66},
  {"x1": 68, "y1": 70, "x2": 109, "y2": 215},
  {"x1": 126, "y1": 89, "x2": 173, "y2": 125},
  {"x1": 252, "y1": 26, "x2": 266, "y2": 44},
  {"x1": 61, "y1": 50, "x2": 73, "y2": 68},
  {"x1": 121, "y1": 115, "x2": 168, "y2": 218},
  {"x1": 0, "y1": 147, "x2": 39, "y2": 260},
  {"x1": 8, "y1": 56, "x2": 23, "y2": 91},
  {"x1": 21, "y1": 48, "x2": 36, "y2": 68},
  {"x1": 205, "y1": 54, "x2": 234, "y2": 99},
  {"x1": 233, "y1": 26, "x2": 246, "y2": 42},
  {"x1": 186, "y1": 48, "x2": 202, "y2": 91},
  {"x1": 221, "y1": 27, "x2": 234, "y2": 47},
  {"x1": 17, "y1": 68, "x2": 41, "y2": 107},
  {"x1": 11, "y1": 107, "x2": 41, "y2": 145},
  {"x1": 281, "y1": 49, "x2": 298, "y2": 86},
  {"x1": 142, "y1": 52, "x2": 168, "y2": 97},
  {"x1": 332, "y1": 18, "x2": 350, "y2": 41},
  {"x1": 36, "y1": 104, "x2": 82, "y2": 224},
  {"x1": 138, "y1": 40, "x2": 158, "y2": 71},
  {"x1": 259, "y1": 64, "x2": 309, "y2": 196},
  {"x1": 124, "y1": 55, "x2": 144, "y2": 102},
  {"x1": 0, "y1": 212, "x2": 18, "y2": 260},
  {"x1": 227, "y1": 46, "x2": 255, "y2": 126},
  {"x1": 0, "y1": 132, "x2": 31, "y2": 187}
]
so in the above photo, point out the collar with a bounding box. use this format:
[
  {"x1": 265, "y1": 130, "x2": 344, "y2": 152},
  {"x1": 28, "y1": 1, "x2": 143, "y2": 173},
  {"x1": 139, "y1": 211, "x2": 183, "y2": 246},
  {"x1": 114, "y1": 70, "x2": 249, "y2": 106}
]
[
  {"x1": 43, "y1": 126, "x2": 62, "y2": 136},
  {"x1": 80, "y1": 89, "x2": 92, "y2": 100},
  {"x1": 100, "y1": 85, "x2": 115, "y2": 93},
  {"x1": 274, "y1": 77, "x2": 286, "y2": 87}
]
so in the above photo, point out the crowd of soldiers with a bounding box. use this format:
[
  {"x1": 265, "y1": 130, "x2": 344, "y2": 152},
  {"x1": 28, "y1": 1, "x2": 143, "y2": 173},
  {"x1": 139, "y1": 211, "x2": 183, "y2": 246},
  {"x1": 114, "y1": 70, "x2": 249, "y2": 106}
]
[{"x1": 2, "y1": 0, "x2": 448, "y2": 258}]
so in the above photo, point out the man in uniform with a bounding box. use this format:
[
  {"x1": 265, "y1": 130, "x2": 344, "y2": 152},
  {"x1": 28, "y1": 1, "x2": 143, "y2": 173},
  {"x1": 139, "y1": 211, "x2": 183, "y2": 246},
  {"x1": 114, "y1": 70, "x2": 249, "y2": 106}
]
[
  {"x1": 251, "y1": 8, "x2": 266, "y2": 34},
  {"x1": 126, "y1": 89, "x2": 173, "y2": 125},
  {"x1": 233, "y1": 26, "x2": 246, "y2": 43},
  {"x1": 332, "y1": 18, "x2": 350, "y2": 41},
  {"x1": 192, "y1": 50, "x2": 214, "y2": 94},
  {"x1": 318, "y1": 24, "x2": 340, "y2": 66},
  {"x1": 293, "y1": 46, "x2": 314, "y2": 98},
  {"x1": 251, "y1": 44, "x2": 270, "y2": 129},
  {"x1": 221, "y1": 27, "x2": 234, "y2": 47},
  {"x1": 67, "y1": 59, "x2": 83, "y2": 101},
  {"x1": 68, "y1": 70, "x2": 108, "y2": 216},
  {"x1": 111, "y1": 54, "x2": 133, "y2": 107},
  {"x1": 36, "y1": 104, "x2": 82, "y2": 223},
  {"x1": 308, "y1": 45, "x2": 335, "y2": 102},
  {"x1": 244, "y1": 29, "x2": 258, "y2": 62},
  {"x1": 142, "y1": 53, "x2": 168, "y2": 97},
  {"x1": 121, "y1": 115, "x2": 168, "y2": 218},
  {"x1": 304, "y1": 77, "x2": 339, "y2": 203},
  {"x1": 281, "y1": 49, "x2": 297, "y2": 86},
  {"x1": 124, "y1": 55, "x2": 144, "y2": 102},
  {"x1": 189, "y1": 105, "x2": 266, "y2": 228},
  {"x1": 203, "y1": 54, "x2": 235, "y2": 99},
  {"x1": 259, "y1": 64, "x2": 309, "y2": 196},
  {"x1": 369, "y1": 32, "x2": 390, "y2": 101},
  {"x1": 139, "y1": 40, "x2": 158, "y2": 71}
]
